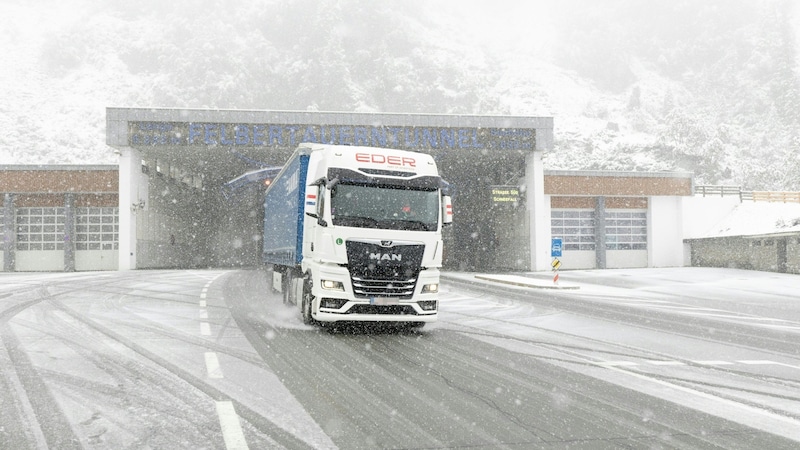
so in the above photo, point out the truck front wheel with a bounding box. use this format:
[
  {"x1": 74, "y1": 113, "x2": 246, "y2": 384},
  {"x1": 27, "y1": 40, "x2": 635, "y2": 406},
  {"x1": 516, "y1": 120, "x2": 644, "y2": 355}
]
[{"x1": 301, "y1": 277, "x2": 316, "y2": 326}]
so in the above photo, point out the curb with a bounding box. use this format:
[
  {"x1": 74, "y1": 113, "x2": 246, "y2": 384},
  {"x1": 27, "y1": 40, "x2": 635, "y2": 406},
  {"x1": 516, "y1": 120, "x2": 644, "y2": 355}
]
[{"x1": 441, "y1": 273, "x2": 580, "y2": 290}]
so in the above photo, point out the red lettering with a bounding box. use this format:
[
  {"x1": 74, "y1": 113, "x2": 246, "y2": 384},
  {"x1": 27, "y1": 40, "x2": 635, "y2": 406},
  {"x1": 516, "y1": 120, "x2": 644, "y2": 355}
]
[{"x1": 355, "y1": 152, "x2": 417, "y2": 167}]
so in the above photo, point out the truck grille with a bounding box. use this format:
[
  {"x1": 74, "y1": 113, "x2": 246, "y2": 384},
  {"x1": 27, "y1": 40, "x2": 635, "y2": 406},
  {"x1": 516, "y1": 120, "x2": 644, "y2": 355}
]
[
  {"x1": 346, "y1": 240, "x2": 424, "y2": 300},
  {"x1": 351, "y1": 276, "x2": 416, "y2": 299}
]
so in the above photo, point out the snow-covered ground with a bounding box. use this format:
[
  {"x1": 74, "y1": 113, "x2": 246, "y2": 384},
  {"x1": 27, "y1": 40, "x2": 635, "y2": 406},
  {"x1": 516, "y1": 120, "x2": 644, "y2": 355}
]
[{"x1": 685, "y1": 196, "x2": 800, "y2": 239}]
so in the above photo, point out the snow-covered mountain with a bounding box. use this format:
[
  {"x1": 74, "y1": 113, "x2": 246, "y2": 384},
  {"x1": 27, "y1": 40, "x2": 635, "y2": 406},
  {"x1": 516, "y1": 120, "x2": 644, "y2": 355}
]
[{"x1": 2, "y1": 0, "x2": 799, "y2": 190}]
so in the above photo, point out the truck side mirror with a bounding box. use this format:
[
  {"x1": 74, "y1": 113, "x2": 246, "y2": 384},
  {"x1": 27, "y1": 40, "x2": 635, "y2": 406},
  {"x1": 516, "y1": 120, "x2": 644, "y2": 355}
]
[
  {"x1": 442, "y1": 195, "x2": 453, "y2": 225},
  {"x1": 305, "y1": 212, "x2": 328, "y2": 227}
]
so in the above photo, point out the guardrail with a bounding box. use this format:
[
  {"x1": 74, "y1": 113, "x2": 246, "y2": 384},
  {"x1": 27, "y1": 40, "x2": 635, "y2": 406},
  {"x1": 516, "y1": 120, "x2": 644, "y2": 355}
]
[
  {"x1": 751, "y1": 191, "x2": 800, "y2": 203},
  {"x1": 695, "y1": 185, "x2": 744, "y2": 201},
  {"x1": 696, "y1": 185, "x2": 800, "y2": 203}
]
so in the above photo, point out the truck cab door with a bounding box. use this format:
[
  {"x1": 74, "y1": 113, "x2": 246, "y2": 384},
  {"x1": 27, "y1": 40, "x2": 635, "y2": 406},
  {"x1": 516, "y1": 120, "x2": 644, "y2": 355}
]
[{"x1": 303, "y1": 183, "x2": 327, "y2": 258}]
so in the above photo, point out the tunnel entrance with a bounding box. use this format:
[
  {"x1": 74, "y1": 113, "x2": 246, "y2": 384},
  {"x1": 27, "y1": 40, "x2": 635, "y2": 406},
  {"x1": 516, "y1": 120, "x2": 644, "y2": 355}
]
[{"x1": 107, "y1": 109, "x2": 553, "y2": 271}]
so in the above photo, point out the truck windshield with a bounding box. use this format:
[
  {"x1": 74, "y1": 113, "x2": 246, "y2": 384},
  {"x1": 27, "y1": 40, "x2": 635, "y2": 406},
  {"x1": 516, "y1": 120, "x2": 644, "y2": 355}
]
[{"x1": 330, "y1": 183, "x2": 439, "y2": 231}]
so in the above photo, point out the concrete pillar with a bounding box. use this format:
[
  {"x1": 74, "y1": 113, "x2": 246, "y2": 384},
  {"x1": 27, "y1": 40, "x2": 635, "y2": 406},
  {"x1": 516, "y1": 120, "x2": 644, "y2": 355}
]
[
  {"x1": 64, "y1": 193, "x2": 75, "y2": 272},
  {"x1": 3, "y1": 193, "x2": 14, "y2": 271},
  {"x1": 595, "y1": 196, "x2": 607, "y2": 269},
  {"x1": 648, "y1": 196, "x2": 685, "y2": 267},
  {"x1": 526, "y1": 151, "x2": 550, "y2": 271},
  {"x1": 119, "y1": 147, "x2": 142, "y2": 270}
]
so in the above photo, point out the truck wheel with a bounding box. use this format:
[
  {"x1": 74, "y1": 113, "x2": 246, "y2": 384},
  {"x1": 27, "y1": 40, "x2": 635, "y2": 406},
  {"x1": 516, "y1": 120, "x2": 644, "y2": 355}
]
[{"x1": 301, "y1": 278, "x2": 316, "y2": 325}]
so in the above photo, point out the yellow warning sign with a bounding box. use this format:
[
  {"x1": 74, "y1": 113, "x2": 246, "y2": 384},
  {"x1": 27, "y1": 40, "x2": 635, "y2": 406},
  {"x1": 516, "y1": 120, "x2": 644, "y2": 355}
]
[{"x1": 551, "y1": 258, "x2": 561, "y2": 270}]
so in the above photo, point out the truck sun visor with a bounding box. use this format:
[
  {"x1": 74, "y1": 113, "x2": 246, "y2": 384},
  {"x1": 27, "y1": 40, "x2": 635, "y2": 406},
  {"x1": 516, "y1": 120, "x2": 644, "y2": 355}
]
[{"x1": 327, "y1": 168, "x2": 440, "y2": 190}]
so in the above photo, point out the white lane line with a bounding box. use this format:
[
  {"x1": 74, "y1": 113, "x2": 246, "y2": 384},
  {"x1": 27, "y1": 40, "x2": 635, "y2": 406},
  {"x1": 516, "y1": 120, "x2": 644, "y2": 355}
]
[
  {"x1": 597, "y1": 362, "x2": 800, "y2": 440},
  {"x1": 200, "y1": 322, "x2": 211, "y2": 336},
  {"x1": 200, "y1": 292, "x2": 207, "y2": 299},
  {"x1": 216, "y1": 401, "x2": 249, "y2": 450},
  {"x1": 200, "y1": 300, "x2": 207, "y2": 308},
  {"x1": 597, "y1": 360, "x2": 792, "y2": 368},
  {"x1": 737, "y1": 360, "x2": 800, "y2": 370},
  {"x1": 205, "y1": 352, "x2": 224, "y2": 379},
  {"x1": 646, "y1": 360, "x2": 686, "y2": 366}
]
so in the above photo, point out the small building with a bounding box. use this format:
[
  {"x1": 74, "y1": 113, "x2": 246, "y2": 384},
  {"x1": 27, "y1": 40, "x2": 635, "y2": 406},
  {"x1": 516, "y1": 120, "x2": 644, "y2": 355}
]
[
  {"x1": 545, "y1": 170, "x2": 693, "y2": 270},
  {"x1": 1, "y1": 165, "x2": 118, "y2": 271},
  {"x1": 683, "y1": 198, "x2": 800, "y2": 274}
]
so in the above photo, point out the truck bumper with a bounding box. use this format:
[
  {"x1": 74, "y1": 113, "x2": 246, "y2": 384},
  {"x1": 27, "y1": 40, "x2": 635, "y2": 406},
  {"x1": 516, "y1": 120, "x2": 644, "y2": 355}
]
[{"x1": 310, "y1": 264, "x2": 439, "y2": 323}]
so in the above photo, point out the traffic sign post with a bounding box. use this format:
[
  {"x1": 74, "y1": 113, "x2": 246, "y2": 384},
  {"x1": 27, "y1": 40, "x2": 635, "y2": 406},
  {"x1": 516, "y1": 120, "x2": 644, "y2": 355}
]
[
  {"x1": 551, "y1": 257, "x2": 561, "y2": 285},
  {"x1": 551, "y1": 238, "x2": 563, "y2": 285},
  {"x1": 551, "y1": 238, "x2": 562, "y2": 257}
]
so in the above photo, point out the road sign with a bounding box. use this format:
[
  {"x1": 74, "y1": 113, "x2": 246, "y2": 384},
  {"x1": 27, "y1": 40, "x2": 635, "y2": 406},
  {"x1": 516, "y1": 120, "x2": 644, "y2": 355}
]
[
  {"x1": 551, "y1": 258, "x2": 561, "y2": 270},
  {"x1": 551, "y1": 238, "x2": 562, "y2": 257}
]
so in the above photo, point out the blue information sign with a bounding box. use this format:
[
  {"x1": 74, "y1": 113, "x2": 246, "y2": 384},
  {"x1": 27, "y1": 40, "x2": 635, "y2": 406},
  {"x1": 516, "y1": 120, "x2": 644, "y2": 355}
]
[{"x1": 551, "y1": 238, "x2": 563, "y2": 257}]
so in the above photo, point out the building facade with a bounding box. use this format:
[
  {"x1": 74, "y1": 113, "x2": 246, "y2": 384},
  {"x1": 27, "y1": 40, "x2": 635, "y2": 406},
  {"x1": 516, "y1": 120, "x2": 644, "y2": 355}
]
[
  {"x1": 1, "y1": 165, "x2": 119, "y2": 271},
  {"x1": 1, "y1": 165, "x2": 694, "y2": 272}
]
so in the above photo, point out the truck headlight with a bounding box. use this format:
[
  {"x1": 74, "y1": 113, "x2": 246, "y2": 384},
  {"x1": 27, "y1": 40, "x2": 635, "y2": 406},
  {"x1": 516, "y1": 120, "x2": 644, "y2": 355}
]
[
  {"x1": 321, "y1": 279, "x2": 344, "y2": 291},
  {"x1": 421, "y1": 283, "x2": 438, "y2": 294}
]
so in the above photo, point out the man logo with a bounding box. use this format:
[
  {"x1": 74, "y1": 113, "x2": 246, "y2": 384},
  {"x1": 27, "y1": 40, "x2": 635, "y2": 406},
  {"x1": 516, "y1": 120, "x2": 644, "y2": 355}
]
[{"x1": 369, "y1": 253, "x2": 402, "y2": 261}]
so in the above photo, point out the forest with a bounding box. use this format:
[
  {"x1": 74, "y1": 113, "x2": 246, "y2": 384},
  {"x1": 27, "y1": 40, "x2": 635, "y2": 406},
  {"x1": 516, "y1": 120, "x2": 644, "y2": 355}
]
[{"x1": 1, "y1": 0, "x2": 798, "y2": 190}]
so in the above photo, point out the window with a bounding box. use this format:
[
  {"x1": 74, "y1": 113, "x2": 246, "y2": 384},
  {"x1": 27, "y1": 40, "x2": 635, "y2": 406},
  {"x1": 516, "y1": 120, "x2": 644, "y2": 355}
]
[
  {"x1": 551, "y1": 209, "x2": 595, "y2": 251},
  {"x1": 605, "y1": 210, "x2": 647, "y2": 250},
  {"x1": 330, "y1": 184, "x2": 439, "y2": 231},
  {"x1": 76, "y1": 207, "x2": 119, "y2": 251},
  {"x1": 16, "y1": 207, "x2": 65, "y2": 251}
]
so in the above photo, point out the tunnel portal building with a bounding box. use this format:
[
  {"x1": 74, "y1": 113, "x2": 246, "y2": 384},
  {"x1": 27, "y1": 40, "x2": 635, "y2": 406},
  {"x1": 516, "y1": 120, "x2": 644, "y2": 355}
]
[{"x1": 0, "y1": 108, "x2": 693, "y2": 272}]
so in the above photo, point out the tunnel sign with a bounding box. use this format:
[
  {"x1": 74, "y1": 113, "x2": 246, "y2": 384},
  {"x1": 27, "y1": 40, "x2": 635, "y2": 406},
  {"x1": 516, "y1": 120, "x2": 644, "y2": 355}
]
[
  {"x1": 551, "y1": 238, "x2": 563, "y2": 257},
  {"x1": 128, "y1": 122, "x2": 536, "y2": 151}
]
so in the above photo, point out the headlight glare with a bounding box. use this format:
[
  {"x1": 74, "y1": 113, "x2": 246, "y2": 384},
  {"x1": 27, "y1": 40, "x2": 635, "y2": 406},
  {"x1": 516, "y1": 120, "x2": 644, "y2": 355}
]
[
  {"x1": 421, "y1": 283, "x2": 438, "y2": 294},
  {"x1": 321, "y1": 279, "x2": 344, "y2": 291}
]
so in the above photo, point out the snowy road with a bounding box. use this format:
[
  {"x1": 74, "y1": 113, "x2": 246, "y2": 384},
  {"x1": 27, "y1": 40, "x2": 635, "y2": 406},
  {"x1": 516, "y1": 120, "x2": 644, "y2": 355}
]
[{"x1": 1, "y1": 268, "x2": 799, "y2": 449}]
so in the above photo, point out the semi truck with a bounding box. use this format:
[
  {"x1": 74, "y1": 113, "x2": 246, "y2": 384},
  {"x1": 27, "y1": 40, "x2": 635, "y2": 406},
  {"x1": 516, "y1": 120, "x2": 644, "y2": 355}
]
[{"x1": 263, "y1": 143, "x2": 452, "y2": 326}]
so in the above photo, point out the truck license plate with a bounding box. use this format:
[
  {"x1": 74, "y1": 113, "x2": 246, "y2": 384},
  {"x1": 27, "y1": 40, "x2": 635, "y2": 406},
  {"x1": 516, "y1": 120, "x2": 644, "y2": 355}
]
[{"x1": 370, "y1": 297, "x2": 399, "y2": 306}]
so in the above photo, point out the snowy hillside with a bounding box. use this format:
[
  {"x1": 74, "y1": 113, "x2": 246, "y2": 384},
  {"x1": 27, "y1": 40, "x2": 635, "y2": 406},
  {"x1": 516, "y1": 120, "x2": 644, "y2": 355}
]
[{"x1": 2, "y1": 0, "x2": 799, "y2": 191}]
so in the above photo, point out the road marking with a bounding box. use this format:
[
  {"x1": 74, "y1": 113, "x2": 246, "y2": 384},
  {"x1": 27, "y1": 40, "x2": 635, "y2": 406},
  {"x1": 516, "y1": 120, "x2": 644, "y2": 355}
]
[
  {"x1": 618, "y1": 302, "x2": 800, "y2": 329},
  {"x1": 205, "y1": 352, "x2": 224, "y2": 379},
  {"x1": 200, "y1": 292, "x2": 207, "y2": 299},
  {"x1": 200, "y1": 300, "x2": 207, "y2": 308},
  {"x1": 596, "y1": 361, "x2": 800, "y2": 440},
  {"x1": 216, "y1": 401, "x2": 249, "y2": 450},
  {"x1": 594, "y1": 359, "x2": 789, "y2": 368},
  {"x1": 598, "y1": 361, "x2": 639, "y2": 367},
  {"x1": 773, "y1": 362, "x2": 800, "y2": 370},
  {"x1": 200, "y1": 322, "x2": 211, "y2": 336},
  {"x1": 646, "y1": 360, "x2": 686, "y2": 366}
]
